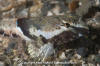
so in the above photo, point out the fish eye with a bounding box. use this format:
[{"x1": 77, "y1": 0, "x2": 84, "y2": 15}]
[{"x1": 65, "y1": 23, "x2": 70, "y2": 27}]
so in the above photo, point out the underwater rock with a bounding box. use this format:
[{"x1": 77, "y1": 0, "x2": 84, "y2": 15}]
[{"x1": 87, "y1": 12, "x2": 100, "y2": 29}]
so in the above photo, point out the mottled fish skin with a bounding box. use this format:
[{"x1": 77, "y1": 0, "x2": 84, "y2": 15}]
[
  {"x1": 17, "y1": 14, "x2": 79, "y2": 30},
  {"x1": 17, "y1": 16, "x2": 66, "y2": 39},
  {"x1": 17, "y1": 15, "x2": 81, "y2": 39}
]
